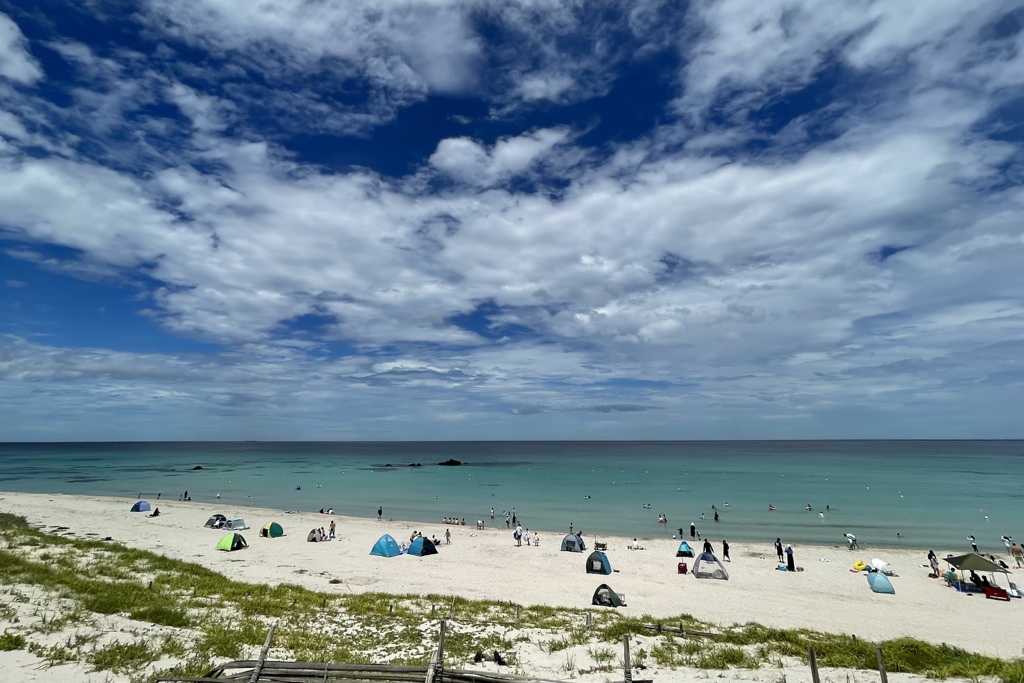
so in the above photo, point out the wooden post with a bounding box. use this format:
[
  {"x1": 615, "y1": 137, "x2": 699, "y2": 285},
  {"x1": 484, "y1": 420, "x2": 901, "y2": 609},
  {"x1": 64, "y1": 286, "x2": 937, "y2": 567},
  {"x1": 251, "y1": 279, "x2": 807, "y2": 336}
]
[
  {"x1": 516, "y1": 605, "x2": 521, "y2": 624},
  {"x1": 876, "y1": 647, "x2": 888, "y2": 683},
  {"x1": 585, "y1": 613, "x2": 592, "y2": 632},
  {"x1": 435, "y1": 620, "x2": 447, "y2": 683},
  {"x1": 622, "y1": 635, "x2": 632, "y2": 683},
  {"x1": 248, "y1": 624, "x2": 276, "y2": 683},
  {"x1": 808, "y1": 646, "x2": 820, "y2": 683}
]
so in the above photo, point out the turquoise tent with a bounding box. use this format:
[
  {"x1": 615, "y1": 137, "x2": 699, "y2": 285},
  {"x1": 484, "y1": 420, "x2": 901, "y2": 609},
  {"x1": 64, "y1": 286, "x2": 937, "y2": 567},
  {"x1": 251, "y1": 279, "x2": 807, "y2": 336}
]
[
  {"x1": 676, "y1": 541, "x2": 694, "y2": 558},
  {"x1": 131, "y1": 501, "x2": 151, "y2": 512},
  {"x1": 586, "y1": 550, "x2": 612, "y2": 575},
  {"x1": 370, "y1": 534, "x2": 401, "y2": 557},
  {"x1": 407, "y1": 537, "x2": 438, "y2": 556},
  {"x1": 867, "y1": 572, "x2": 895, "y2": 594}
]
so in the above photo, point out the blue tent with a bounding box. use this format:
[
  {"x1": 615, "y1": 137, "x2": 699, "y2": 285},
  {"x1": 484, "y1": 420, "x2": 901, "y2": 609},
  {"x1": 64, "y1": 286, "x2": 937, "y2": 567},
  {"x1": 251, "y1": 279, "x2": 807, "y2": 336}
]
[
  {"x1": 370, "y1": 534, "x2": 401, "y2": 558},
  {"x1": 676, "y1": 541, "x2": 694, "y2": 558},
  {"x1": 586, "y1": 550, "x2": 612, "y2": 574},
  {"x1": 867, "y1": 572, "x2": 895, "y2": 594},
  {"x1": 131, "y1": 501, "x2": 151, "y2": 512},
  {"x1": 407, "y1": 537, "x2": 438, "y2": 556}
]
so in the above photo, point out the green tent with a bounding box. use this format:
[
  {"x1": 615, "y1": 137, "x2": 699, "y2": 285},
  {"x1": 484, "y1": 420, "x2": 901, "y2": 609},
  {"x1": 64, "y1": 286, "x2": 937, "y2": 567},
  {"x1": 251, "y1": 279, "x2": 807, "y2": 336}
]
[
  {"x1": 217, "y1": 533, "x2": 248, "y2": 551},
  {"x1": 592, "y1": 583, "x2": 625, "y2": 607},
  {"x1": 259, "y1": 522, "x2": 284, "y2": 538},
  {"x1": 943, "y1": 553, "x2": 1009, "y2": 573}
]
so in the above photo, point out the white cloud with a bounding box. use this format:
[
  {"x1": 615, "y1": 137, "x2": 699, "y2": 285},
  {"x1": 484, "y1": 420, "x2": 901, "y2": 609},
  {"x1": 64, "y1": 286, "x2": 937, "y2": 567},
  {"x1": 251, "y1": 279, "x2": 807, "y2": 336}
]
[
  {"x1": 0, "y1": 13, "x2": 42, "y2": 85},
  {"x1": 429, "y1": 128, "x2": 570, "y2": 186},
  {"x1": 0, "y1": 1, "x2": 1023, "y2": 437}
]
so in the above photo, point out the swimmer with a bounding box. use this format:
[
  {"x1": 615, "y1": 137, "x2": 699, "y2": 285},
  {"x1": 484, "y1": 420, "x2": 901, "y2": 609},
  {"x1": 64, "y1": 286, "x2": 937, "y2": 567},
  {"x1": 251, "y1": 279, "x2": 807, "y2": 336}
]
[{"x1": 216, "y1": 491, "x2": 221, "y2": 498}]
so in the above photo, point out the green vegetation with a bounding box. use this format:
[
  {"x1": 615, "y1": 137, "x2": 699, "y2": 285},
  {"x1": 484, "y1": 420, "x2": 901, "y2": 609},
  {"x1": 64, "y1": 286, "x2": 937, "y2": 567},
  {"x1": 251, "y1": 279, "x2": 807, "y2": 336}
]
[{"x1": 0, "y1": 512, "x2": 1022, "y2": 683}]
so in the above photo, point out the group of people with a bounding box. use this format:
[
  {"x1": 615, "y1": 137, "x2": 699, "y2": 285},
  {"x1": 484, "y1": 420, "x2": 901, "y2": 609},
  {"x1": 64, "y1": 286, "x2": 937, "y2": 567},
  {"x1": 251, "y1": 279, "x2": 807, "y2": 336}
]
[
  {"x1": 513, "y1": 524, "x2": 539, "y2": 546},
  {"x1": 443, "y1": 517, "x2": 466, "y2": 525},
  {"x1": 775, "y1": 538, "x2": 796, "y2": 571}
]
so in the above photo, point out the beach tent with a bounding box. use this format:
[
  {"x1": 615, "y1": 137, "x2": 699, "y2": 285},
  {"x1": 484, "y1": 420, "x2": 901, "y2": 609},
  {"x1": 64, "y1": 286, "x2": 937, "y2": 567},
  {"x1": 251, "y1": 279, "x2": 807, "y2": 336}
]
[
  {"x1": 676, "y1": 541, "x2": 695, "y2": 558},
  {"x1": 307, "y1": 528, "x2": 325, "y2": 542},
  {"x1": 943, "y1": 552, "x2": 1011, "y2": 595},
  {"x1": 867, "y1": 572, "x2": 895, "y2": 594},
  {"x1": 586, "y1": 550, "x2": 612, "y2": 575},
  {"x1": 561, "y1": 534, "x2": 586, "y2": 552},
  {"x1": 370, "y1": 534, "x2": 402, "y2": 557},
  {"x1": 692, "y1": 551, "x2": 729, "y2": 580},
  {"x1": 204, "y1": 514, "x2": 227, "y2": 528},
  {"x1": 225, "y1": 516, "x2": 247, "y2": 531},
  {"x1": 943, "y1": 553, "x2": 1010, "y2": 574},
  {"x1": 130, "y1": 501, "x2": 151, "y2": 512},
  {"x1": 592, "y1": 583, "x2": 625, "y2": 607},
  {"x1": 407, "y1": 537, "x2": 438, "y2": 556},
  {"x1": 216, "y1": 533, "x2": 248, "y2": 551},
  {"x1": 259, "y1": 522, "x2": 284, "y2": 538}
]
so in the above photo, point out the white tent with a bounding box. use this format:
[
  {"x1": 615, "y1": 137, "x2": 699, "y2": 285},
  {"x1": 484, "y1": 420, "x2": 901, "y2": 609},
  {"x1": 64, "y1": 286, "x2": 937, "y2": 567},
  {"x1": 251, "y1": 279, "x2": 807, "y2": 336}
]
[
  {"x1": 692, "y1": 551, "x2": 729, "y2": 580},
  {"x1": 225, "y1": 516, "x2": 247, "y2": 530}
]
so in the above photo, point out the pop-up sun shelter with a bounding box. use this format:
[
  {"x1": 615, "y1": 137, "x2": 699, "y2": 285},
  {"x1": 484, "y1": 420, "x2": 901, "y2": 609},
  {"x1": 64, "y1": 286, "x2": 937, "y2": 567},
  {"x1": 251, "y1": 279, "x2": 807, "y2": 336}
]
[
  {"x1": 407, "y1": 537, "x2": 438, "y2": 556},
  {"x1": 370, "y1": 534, "x2": 401, "y2": 557},
  {"x1": 131, "y1": 501, "x2": 151, "y2": 512},
  {"x1": 561, "y1": 534, "x2": 586, "y2": 552},
  {"x1": 204, "y1": 514, "x2": 227, "y2": 528},
  {"x1": 692, "y1": 551, "x2": 729, "y2": 579},
  {"x1": 867, "y1": 572, "x2": 895, "y2": 594},
  {"x1": 592, "y1": 583, "x2": 625, "y2": 607},
  {"x1": 259, "y1": 522, "x2": 284, "y2": 538},
  {"x1": 676, "y1": 541, "x2": 695, "y2": 558},
  {"x1": 586, "y1": 550, "x2": 612, "y2": 574},
  {"x1": 225, "y1": 516, "x2": 247, "y2": 531},
  {"x1": 216, "y1": 533, "x2": 248, "y2": 551}
]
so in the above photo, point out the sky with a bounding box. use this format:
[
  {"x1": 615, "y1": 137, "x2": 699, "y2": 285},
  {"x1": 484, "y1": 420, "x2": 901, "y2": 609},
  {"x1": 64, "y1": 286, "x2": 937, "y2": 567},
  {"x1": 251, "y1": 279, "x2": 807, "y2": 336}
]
[{"x1": 1, "y1": 1, "x2": 1023, "y2": 441}]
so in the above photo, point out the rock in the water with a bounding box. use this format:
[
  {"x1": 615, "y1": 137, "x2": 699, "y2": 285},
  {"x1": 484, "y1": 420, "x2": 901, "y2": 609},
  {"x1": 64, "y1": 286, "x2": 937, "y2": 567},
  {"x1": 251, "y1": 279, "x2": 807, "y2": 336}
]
[
  {"x1": 192, "y1": 465, "x2": 203, "y2": 470},
  {"x1": 438, "y1": 459, "x2": 462, "y2": 466}
]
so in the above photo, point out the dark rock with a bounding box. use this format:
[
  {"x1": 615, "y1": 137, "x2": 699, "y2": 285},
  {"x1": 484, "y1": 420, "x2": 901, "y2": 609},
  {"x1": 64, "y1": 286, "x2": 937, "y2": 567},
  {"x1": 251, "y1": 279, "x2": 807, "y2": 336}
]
[
  {"x1": 438, "y1": 459, "x2": 462, "y2": 466},
  {"x1": 192, "y1": 465, "x2": 203, "y2": 470}
]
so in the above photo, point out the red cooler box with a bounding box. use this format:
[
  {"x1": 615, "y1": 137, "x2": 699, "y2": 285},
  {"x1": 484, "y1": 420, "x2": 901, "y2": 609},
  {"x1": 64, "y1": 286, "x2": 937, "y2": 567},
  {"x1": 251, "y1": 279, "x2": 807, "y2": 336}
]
[{"x1": 677, "y1": 562, "x2": 688, "y2": 574}]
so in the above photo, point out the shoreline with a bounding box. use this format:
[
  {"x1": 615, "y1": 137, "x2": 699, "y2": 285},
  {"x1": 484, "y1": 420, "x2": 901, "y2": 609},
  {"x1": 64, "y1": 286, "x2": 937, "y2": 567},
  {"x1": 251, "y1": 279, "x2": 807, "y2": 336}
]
[{"x1": 1, "y1": 491, "x2": 1021, "y2": 660}]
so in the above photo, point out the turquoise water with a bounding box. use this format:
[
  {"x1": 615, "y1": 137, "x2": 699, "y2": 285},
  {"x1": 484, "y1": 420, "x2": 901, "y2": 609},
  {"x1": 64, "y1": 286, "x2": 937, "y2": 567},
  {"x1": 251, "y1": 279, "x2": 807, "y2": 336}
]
[{"x1": 0, "y1": 441, "x2": 1020, "y2": 551}]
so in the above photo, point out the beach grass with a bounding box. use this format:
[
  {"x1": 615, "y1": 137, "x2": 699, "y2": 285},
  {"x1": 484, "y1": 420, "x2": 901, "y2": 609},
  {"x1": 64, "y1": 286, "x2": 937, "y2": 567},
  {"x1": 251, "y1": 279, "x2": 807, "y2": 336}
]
[{"x1": 1, "y1": 513, "x2": 1023, "y2": 682}]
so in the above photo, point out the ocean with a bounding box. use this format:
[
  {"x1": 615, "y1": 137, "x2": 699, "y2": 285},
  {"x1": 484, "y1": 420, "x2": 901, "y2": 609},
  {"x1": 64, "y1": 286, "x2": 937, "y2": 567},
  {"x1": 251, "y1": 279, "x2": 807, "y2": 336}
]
[{"x1": 0, "y1": 441, "x2": 1020, "y2": 552}]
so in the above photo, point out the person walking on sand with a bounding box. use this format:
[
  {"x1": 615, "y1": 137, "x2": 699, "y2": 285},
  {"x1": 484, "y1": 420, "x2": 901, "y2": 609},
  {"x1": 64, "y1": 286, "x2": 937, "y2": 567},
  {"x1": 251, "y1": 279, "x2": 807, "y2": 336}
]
[
  {"x1": 775, "y1": 538, "x2": 784, "y2": 562},
  {"x1": 1012, "y1": 543, "x2": 1023, "y2": 568},
  {"x1": 722, "y1": 539, "x2": 731, "y2": 562}
]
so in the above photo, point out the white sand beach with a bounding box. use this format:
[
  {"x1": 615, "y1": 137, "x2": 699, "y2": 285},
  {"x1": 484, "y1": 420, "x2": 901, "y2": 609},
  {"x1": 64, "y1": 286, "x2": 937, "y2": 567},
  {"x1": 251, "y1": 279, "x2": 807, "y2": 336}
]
[{"x1": 0, "y1": 492, "x2": 1020, "y2": 683}]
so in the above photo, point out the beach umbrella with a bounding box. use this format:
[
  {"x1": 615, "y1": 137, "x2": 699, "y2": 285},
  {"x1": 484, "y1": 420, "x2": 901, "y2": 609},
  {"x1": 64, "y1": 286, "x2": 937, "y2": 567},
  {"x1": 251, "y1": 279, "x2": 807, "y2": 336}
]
[{"x1": 870, "y1": 558, "x2": 889, "y2": 573}]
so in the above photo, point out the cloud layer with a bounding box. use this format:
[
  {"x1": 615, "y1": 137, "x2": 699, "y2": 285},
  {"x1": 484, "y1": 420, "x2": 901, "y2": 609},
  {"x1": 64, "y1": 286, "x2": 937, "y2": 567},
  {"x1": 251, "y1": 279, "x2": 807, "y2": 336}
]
[{"x1": 1, "y1": 1, "x2": 1022, "y2": 439}]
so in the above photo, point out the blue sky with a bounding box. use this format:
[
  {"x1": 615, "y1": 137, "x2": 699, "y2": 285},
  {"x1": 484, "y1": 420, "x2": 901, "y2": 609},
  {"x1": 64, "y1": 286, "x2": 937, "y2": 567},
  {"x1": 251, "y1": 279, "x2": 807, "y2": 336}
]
[{"x1": 1, "y1": 1, "x2": 1023, "y2": 440}]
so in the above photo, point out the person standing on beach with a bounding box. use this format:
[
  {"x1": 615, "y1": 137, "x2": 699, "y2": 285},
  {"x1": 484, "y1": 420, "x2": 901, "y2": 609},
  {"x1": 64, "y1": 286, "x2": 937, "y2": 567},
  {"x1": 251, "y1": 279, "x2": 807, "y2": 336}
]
[
  {"x1": 785, "y1": 545, "x2": 795, "y2": 572},
  {"x1": 506, "y1": 514, "x2": 511, "y2": 529},
  {"x1": 775, "y1": 538, "x2": 783, "y2": 562},
  {"x1": 722, "y1": 539, "x2": 731, "y2": 561},
  {"x1": 329, "y1": 520, "x2": 336, "y2": 539},
  {"x1": 968, "y1": 535, "x2": 978, "y2": 553},
  {"x1": 445, "y1": 528, "x2": 451, "y2": 544},
  {"x1": 1012, "y1": 543, "x2": 1023, "y2": 567},
  {"x1": 690, "y1": 522, "x2": 696, "y2": 540},
  {"x1": 515, "y1": 524, "x2": 523, "y2": 546},
  {"x1": 377, "y1": 506, "x2": 383, "y2": 521}
]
